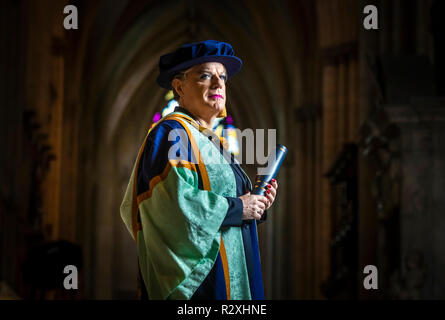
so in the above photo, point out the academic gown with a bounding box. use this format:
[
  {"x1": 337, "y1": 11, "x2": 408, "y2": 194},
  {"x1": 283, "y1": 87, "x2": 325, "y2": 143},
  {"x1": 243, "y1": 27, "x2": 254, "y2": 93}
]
[{"x1": 121, "y1": 107, "x2": 265, "y2": 300}]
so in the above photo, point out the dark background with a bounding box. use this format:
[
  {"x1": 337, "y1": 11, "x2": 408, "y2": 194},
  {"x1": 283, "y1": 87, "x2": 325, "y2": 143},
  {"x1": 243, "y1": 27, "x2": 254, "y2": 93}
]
[{"x1": 1, "y1": 0, "x2": 444, "y2": 299}]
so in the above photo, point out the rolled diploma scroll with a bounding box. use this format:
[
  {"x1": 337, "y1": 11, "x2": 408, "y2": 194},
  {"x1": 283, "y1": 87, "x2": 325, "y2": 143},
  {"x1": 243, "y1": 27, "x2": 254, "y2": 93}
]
[{"x1": 252, "y1": 144, "x2": 288, "y2": 196}]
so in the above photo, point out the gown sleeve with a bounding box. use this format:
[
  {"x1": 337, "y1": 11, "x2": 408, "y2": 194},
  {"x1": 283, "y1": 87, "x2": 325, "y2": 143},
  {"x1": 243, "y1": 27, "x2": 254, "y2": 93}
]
[
  {"x1": 221, "y1": 197, "x2": 243, "y2": 227},
  {"x1": 134, "y1": 120, "x2": 238, "y2": 299}
]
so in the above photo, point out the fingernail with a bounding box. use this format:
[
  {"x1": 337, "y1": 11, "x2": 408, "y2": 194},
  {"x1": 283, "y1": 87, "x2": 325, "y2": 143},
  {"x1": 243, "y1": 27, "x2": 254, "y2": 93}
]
[
  {"x1": 272, "y1": 179, "x2": 276, "y2": 183},
  {"x1": 267, "y1": 190, "x2": 270, "y2": 194},
  {"x1": 267, "y1": 184, "x2": 271, "y2": 188}
]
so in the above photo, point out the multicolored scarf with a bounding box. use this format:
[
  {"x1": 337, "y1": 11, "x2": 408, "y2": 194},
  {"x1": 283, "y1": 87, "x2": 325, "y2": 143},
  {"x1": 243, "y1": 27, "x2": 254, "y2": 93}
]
[{"x1": 120, "y1": 111, "x2": 252, "y2": 299}]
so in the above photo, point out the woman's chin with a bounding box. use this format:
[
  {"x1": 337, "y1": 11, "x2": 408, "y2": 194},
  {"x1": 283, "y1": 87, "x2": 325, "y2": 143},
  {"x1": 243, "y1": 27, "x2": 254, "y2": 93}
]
[
  {"x1": 201, "y1": 102, "x2": 223, "y2": 115},
  {"x1": 211, "y1": 101, "x2": 225, "y2": 112}
]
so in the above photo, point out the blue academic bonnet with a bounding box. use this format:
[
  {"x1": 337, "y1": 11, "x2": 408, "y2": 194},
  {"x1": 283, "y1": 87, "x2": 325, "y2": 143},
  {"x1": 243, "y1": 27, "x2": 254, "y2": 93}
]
[{"x1": 157, "y1": 40, "x2": 243, "y2": 89}]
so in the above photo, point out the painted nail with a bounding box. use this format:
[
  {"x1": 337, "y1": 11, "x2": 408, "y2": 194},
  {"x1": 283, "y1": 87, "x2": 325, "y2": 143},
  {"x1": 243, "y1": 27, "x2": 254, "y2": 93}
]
[
  {"x1": 267, "y1": 190, "x2": 270, "y2": 194},
  {"x1": 267, "y1": 184, "x2": 271, "y2": 188},
  {"x1": 272, "y1": 179, "x2": 276, "y2": 183}
]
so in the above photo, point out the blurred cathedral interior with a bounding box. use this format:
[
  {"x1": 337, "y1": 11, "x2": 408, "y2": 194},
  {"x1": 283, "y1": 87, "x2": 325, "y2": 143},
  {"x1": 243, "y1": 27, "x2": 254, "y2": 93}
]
[{"x1": 1, "y1": 0, "x2": 444, "y2": 299}]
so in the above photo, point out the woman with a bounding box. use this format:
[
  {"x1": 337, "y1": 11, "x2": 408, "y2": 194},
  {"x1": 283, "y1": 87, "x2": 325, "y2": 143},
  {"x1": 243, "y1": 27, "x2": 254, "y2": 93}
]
[{"x1": 121, "y1": 40, "x2": 278, "y2": 300}]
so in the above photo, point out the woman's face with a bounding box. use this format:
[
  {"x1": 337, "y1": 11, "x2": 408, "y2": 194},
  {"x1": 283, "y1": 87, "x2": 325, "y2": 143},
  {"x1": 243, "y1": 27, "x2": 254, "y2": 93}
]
[{"x1": 173, "y1": 62, "x2": 227, "y2": 119}]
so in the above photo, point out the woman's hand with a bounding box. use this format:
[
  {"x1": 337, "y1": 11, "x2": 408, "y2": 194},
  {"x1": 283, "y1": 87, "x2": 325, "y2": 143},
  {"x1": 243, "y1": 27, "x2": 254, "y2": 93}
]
[
  {"x1": 239, "y1": 179, "x2": 279, "y2": 220},
  {"x1": 239, "y1": 192, "x2": 268, "y2": 220},
  {"x1": 264, "y1": 179, "x2": 278, "y2": 210}
]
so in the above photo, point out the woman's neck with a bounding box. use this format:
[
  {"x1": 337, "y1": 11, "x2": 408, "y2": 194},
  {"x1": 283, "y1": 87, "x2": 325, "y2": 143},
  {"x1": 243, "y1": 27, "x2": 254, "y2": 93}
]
[
  {"x1": 177, "y1": 105, "x2": 215, "y2": 130},
  {"x1": 195, "y1": 116, "x2": 215, "y2": 130}
]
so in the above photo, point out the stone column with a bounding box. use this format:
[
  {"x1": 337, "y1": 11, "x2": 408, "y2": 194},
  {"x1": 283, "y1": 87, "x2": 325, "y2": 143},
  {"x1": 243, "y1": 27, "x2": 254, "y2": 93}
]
[{"x1": 386, "y1": 98, "x2": 445, "y2": 299}]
